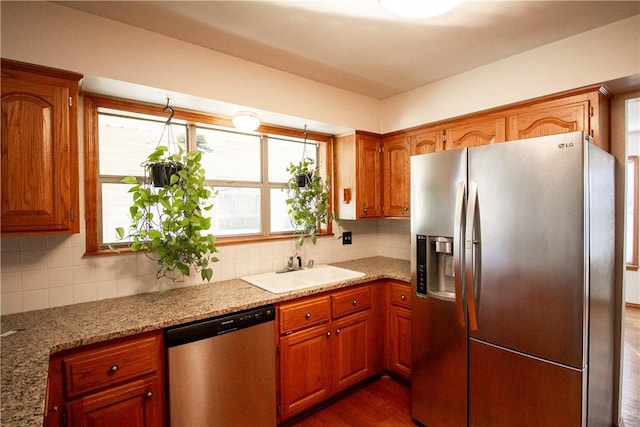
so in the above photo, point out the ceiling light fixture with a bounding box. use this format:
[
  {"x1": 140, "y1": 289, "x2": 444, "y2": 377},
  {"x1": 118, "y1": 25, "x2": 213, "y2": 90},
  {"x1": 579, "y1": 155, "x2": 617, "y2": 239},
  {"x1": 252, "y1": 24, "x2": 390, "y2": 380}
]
[
  {"x1": 378, "y1": 0, "x2": 461, "y2": 19},
  {"x1": 232, "y1": 111, "x2": 260, "y2": 132}
]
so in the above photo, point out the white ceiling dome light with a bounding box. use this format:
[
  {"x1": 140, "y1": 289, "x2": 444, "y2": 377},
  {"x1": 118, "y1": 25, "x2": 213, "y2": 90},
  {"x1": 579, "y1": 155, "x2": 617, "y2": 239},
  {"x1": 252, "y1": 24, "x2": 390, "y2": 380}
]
[
  {"x1": 232, "y1": 111, "x2": 261, "y2": 132},
  {"x1": 378, "y1": 0, "x2": 462, "y2": 19}
]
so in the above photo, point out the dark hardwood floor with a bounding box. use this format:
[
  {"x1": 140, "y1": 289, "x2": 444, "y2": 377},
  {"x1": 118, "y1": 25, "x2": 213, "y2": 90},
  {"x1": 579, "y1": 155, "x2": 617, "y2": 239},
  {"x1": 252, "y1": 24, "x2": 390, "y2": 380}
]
[
  {"x1": 287, "y1": 375, "x2": 415, "y2": 427},
  {"x1": 288, "y1": 306, "x2": 640, "y2": 427},
  {"x1": 623, "y1": 305, "x2": 640, "y2": 427}
]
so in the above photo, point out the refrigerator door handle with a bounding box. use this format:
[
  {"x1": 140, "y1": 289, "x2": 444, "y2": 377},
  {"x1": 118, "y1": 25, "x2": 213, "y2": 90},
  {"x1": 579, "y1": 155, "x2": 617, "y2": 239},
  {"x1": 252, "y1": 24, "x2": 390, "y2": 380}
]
[
  {"x1": 465, "y1": 181, "x2": 479, "y2": 331},
  {"x1": 453, "y1": 180, "x2": 466, "y2": 328}
]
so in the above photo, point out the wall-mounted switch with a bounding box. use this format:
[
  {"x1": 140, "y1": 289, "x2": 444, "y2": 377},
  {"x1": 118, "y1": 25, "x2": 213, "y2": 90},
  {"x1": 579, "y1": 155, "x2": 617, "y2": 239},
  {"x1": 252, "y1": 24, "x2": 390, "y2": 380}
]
[{"x1": 342, "y1": 231, "x2": 352, "y2": 245}]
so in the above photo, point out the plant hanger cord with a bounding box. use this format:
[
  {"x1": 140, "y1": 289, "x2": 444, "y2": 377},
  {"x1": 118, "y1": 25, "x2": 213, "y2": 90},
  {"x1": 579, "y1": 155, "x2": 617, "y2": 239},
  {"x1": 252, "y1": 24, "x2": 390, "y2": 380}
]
[
  {"x1": 156, "y1": 98, "x2": 178, "y2": 154},
  {"x1": 301, "y1": 124, "x2": 309, "y2": 160}
]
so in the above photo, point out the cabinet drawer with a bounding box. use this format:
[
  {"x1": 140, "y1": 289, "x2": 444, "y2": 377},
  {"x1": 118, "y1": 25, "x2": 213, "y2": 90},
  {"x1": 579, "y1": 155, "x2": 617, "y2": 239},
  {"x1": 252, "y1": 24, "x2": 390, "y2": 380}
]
[
  {"x1": 279, "y1": 295, "x2": 331, "y2": 334},
  {"x1": 64, "y1": 335, "x2": 160, "y2": 398},
  {"x1": 332, "y1": 286, "x2": 371, "y2": 318},
  {"x1": 389, "y1": 282, "x2": 411, "y2": 309}
]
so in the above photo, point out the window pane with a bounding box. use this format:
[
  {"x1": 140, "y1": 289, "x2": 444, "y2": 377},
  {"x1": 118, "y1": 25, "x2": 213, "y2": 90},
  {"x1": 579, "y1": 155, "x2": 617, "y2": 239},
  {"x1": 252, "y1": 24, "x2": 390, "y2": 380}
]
[
  {"x1": 268, "y1": 137, "x2": 317, "y2": 183},
  {"x1": 206, "y1": 187, "x2": 261, "y2": 236},
  {"x1": 101, "y1": 182, "x2": 137, "y2": 245},
  {"x1": 271, "y1": 187, "x2": 295, "y2": 233},
  {"x1": 99, "y1": 113, "x2": 186, "y2": 176},
  {"x1": 197, "y1": 128, "x2": 261, "y2": 182}
]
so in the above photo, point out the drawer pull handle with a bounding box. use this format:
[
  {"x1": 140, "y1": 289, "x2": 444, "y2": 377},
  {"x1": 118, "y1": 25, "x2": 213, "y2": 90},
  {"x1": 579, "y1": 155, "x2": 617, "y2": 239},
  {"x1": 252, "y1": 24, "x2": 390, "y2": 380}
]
[
  {"x1": 352, "y1": 299, "x2": 357, "y2": 306},
  {"x1": 305, "y1": 312, "x2": 311, "y2": 319},
  {"x1": 110, "y1": 364, "x2": 119, "y2": 372},
  {"x1": 146, "y1": 390, "x2": 153, "y2": 398},
  {"x1": 401, "y1": 295, "x2": 406, "y2": 300}
]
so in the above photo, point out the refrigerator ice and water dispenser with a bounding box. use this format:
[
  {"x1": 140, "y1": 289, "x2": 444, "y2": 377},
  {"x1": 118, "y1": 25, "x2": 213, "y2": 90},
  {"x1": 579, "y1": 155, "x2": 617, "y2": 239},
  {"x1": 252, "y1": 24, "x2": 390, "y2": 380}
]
[{"x1": 416, "y1": 235, "x2": 456, "y2": 299}]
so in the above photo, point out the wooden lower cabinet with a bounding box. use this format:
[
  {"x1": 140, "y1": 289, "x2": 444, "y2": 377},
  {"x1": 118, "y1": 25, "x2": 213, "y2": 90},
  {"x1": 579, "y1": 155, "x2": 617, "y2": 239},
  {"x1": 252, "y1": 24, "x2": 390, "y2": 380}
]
[
  {"x1": 45, "y1": 330, "x2": 165, "y2": 427},
  {"x1": 279, "y1": 323, "x2": 333, "y2": 419},
  {"x1": 332, "y1": 310, "x2": 374, "y2": 392},
  {"x1": 66, "y1": 376, "x2": 162, "y2": 427},
  {"x1": 277, "y1": 283, "x2": 383, "y2": 422},
  {"x1": 387, "y1": 280, "x2": 412, "y2": 380}
]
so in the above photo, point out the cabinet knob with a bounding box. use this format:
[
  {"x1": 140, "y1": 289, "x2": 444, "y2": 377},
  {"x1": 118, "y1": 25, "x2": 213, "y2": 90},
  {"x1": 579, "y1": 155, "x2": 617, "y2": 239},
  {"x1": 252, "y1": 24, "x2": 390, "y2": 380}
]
[
  {"x1": 401, "y1": 295, "x2": 406, "y2": 300},
  {"x1": 326, "y1": 331, "x2": 331, "y2": 337},
  {"x1": 110, "y1": 364, "x2": 119, "y2": 372},
  {"x1": 363, "y1": 208, "x2": 367, "y2": 213},
  {"x1": 404, "y1": 207, "x2": 408, "y2": 212},
  {"x1": 352, "y1": 299, "x2": 357, "y2": 306},
  {"x1": 305, "y1": 312, "x2": 311, "y2": 319},
  {"x1": 146, "y1": 390, "x2": 153, "y2": 398},
  {"x1": 336, "y1": 329, "x2": 341, "y2": 334}
]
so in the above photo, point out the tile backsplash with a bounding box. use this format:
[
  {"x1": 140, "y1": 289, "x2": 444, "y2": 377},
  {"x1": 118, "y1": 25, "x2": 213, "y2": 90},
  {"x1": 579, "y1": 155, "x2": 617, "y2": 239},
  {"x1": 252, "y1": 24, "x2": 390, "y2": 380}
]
[{"x1": 0, "y1": 220, "x2": 410, "y2": 315}]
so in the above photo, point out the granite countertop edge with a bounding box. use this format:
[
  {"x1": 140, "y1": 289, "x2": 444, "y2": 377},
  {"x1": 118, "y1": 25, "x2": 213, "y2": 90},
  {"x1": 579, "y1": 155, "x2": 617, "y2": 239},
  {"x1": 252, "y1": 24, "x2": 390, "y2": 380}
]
[{"x1": 0, "y1": 256, "x2": 410, "y2": 426}]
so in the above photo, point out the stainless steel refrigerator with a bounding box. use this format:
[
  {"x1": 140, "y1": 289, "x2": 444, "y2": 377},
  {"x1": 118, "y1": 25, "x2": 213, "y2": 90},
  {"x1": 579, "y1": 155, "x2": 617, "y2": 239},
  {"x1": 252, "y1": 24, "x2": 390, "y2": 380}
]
[{"x1": 410, "y1": 131, "x2": 615, "y2": 426}]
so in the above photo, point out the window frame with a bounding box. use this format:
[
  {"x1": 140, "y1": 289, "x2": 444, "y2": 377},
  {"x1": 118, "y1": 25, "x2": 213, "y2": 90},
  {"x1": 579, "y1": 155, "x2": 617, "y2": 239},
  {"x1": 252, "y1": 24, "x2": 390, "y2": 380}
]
[{"x1": 83, "y1": 94, "x2": 335, "y2": 256}]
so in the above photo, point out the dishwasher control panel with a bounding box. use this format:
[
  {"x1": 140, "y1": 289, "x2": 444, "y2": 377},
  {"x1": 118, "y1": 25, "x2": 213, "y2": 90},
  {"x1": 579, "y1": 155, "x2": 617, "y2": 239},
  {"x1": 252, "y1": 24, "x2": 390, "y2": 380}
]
[{"x1": 165, "y1": 304, "x2": 275, "y2": 347}]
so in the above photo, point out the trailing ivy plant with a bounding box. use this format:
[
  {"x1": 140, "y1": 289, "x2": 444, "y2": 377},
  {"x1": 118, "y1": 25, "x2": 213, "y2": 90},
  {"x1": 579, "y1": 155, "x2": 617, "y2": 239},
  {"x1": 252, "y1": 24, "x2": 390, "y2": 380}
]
[
  {"x1": 115, "y1": 145, "x2": 218, "y2": 282},
  {"x1": 285, "y1": 156, "x2": 340, "y2": 247}
]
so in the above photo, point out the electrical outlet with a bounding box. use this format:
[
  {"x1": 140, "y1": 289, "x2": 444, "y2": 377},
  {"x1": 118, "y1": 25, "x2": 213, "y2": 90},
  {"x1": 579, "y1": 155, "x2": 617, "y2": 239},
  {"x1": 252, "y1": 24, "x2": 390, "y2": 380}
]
[{"x1": 342, "y1": 231, "x2": 352, "y2": 245}]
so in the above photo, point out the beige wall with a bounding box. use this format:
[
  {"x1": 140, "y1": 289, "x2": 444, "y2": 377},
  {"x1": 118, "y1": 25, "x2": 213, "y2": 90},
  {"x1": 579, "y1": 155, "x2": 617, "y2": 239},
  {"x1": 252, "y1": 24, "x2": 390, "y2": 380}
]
[
  {"x1": 0, "y1": 1, "x2": 382, "y2": 133},
  {"x1": 382, "y1": 14, "x2": 640, "y2": 132}
]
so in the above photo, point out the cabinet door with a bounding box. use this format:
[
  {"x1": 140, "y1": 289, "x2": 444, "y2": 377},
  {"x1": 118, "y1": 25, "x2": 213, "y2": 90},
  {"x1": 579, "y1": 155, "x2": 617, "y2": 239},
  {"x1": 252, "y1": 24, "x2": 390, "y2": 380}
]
[
  {"x1": 388, "y1": 306, "x2": 412, "y2": 380},
  {"x1": 444, "y1": 116, "x2": 506, "y2": 150},
  {"x1": 332, "y1": 310, "x2": 372, "y2": 393},
  {"x1": 1, "y1": 61, "x2": 80, "y2": 235},
  {"x1": 279, "y1": 324, "x2": 332, "y2": 420},
  {"x1": 506, "y1": 100, "x2": 588, "y2": 142},
  {"x1": 382, "y1": 136, "x2": 410, "y2": 217},
  {"x1": 356, "y1": 134, "x2": 381, "y2": 218},
  {"x1": 66, "y1": 376, "x2": 163, "y2": 427},
  {"x1": 410, "y1": 128, "x2": 442, "y2": 155}
]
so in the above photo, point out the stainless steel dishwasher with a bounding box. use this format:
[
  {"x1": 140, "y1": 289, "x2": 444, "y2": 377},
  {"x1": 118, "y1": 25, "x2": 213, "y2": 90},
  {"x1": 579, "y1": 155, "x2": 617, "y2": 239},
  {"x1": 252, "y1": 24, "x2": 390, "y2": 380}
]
[{"x1": 165, "y1": 305, "x2": 276, "y2": 427}]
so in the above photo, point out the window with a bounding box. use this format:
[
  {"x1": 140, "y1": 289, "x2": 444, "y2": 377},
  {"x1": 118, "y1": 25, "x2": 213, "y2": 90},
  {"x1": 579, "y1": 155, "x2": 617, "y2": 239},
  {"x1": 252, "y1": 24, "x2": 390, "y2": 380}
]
[
  {"x1": 84, "y1": 95, "x2": 334, "y2": 255},
  {"x1": 627, "y1": 156, "x2": 639, "y2": 270}
]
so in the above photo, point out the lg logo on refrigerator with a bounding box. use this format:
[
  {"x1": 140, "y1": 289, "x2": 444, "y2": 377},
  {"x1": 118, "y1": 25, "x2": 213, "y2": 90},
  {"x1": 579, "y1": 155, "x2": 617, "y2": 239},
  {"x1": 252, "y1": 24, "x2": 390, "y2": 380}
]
[{"x1": 558, "y1": 142, "x2": 575, "y2": 149}]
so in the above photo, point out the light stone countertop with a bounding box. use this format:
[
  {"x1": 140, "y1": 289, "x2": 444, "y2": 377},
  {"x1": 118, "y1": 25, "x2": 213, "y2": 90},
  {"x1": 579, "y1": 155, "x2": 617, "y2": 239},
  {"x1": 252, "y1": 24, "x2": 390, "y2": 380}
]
[{"x1": 0, "y1": 256, "x2": 410, "y2": 426}]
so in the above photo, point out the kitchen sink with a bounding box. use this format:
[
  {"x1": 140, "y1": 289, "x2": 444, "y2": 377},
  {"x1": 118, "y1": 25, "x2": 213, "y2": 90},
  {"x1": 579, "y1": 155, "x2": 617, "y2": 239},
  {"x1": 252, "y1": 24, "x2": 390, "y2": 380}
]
[{"x1": 241, "y1": 265, "x2": 366, "y2": 294}]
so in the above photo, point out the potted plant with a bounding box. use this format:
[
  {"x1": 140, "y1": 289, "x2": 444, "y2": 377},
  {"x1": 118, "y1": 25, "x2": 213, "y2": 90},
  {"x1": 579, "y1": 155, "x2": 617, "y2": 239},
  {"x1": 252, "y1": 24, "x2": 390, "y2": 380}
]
[
  {"x1": 115, "y1": 145, "x2": 219, "y2": 282},
  {"x1": 285, "y1": 156, "x2": 340, "y2": 246}
]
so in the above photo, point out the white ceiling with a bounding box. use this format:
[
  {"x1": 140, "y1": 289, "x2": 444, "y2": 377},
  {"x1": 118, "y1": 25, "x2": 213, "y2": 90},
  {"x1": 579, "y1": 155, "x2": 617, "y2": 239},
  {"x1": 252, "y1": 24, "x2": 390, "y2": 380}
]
[{"x1": 56, "y1": 0, "x2": 640, "y2": 100}]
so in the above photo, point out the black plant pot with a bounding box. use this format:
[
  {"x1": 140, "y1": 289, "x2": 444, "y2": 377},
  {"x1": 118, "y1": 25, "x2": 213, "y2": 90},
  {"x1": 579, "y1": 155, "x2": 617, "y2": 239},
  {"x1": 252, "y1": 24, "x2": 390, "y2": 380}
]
[
  {"x1": 150, "y1": 163, "x2": 183, "y2": 187},
  {"x1": 295, "y1": 173, "x2": 312, "y2": 188}
]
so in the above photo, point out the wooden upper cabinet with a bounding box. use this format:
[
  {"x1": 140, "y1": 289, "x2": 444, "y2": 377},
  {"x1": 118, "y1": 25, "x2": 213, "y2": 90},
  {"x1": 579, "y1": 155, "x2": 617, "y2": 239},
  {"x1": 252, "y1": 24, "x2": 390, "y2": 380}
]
[
  {"x1": 382, "y1": 135, "x2": 410, "y2": 217},
  {"x1": 444, "y1": 116, "x2": 506, "y2": 150},
  {"x1": 410, "y1": 128, "x2": 442, "y2": 155},
  {"x1": 507, "y1": 99, "x2": 588, "y2": 142},
  {"x1": 505, "y1": 86, "x2": 610, "y2": 150},
  {"x1": 357, "y1": 133, "x2": 382, "y2": 218},
  {"x1": 334, "y1": 131, "x2": 381, "y2": 219},
  {"x1": 1, "y1": 59, "x2": 81, "y2": 236}
]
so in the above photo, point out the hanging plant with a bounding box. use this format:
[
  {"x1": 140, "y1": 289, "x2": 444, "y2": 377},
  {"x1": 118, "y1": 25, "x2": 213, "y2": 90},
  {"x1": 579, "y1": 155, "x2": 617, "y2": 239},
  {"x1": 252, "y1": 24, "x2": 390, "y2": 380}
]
[
  {"x1": 115, "y1": 101, "x2": 218, "y2": 282},
  {"x1": 285, "y1": 126, "x2": 341, "y2": 247}
]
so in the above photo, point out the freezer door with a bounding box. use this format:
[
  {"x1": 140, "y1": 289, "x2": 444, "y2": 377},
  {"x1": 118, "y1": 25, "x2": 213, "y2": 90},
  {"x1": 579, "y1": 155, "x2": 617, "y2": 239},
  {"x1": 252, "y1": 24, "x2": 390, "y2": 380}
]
[
  {"x1": 469, "y1": 338, "x2": 584, "y2": 427},
  {"x1": 467, "y1": 132, "x2": 586, "y2": 368},
  {"x1": 410, "y1": 149, "x2": 467, "y2": 427}
]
